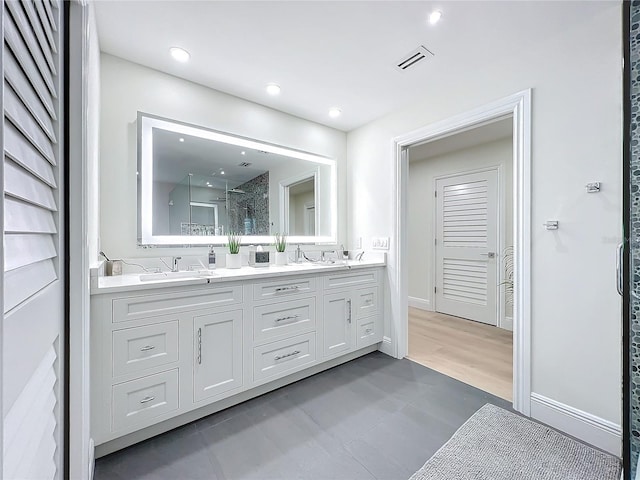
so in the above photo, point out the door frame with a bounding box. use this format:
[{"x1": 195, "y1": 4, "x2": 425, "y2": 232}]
[
  {"x1": 392, "y1": 89, "x2": 531, "y2": 415},
  {"x1": 432, "y1": 165, "x2": 506, "y2": 329}
]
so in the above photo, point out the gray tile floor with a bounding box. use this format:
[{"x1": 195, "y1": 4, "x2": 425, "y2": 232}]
[{"x1": 94, "y1": 352, "x2": 510, "y2": 480}]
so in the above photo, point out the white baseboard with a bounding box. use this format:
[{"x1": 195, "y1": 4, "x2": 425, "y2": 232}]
[
  {"x1": 500, "y1": 315, "x2": 513, "y2": 331},
  {"x1": 408, "y1": 296, "x2": 432, "y2": 311},
  {"x1": 379, "y1": 335, "x2": 394, "y2": 357},
  {"x1": 530, "y1": 393, "x2": 621, "y2": 456}
]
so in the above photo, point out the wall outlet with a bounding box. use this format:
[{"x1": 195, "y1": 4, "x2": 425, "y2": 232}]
[{"x1": 372, "y1": 237, "x2": 390, "y2": 250}]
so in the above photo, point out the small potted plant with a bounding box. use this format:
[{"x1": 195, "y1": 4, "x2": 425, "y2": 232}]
[
  {"x1": 226, "y1": 233, "x2": 242, "y2": 269},
  {"x1": 274, "y1": 233, "x2": 288, "y2": 266}
]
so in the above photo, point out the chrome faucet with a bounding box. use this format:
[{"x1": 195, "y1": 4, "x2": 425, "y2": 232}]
[
  {"x1": 355, "y1": 251, "x2": 365, "y2": 261},
  {"x1": 172, "y1": 256, "x2": 182, "y2": 272}
]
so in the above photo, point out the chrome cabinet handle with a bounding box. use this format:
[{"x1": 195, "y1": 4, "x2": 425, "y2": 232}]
[
  {"x1": 140, "y1": 345, "x2": 155, "y2": 352},
  {"x1": 347, "y1": 299, "x2": 352, "y2": 324},
  {"x1": 364, "y1": 299, "x2": 373, "y2": 305},
  {"x1": 275, "y1": 286, "x2": 300, "y2": 292},
  {"x1": 616, "y1": 242, "x2": 624, "y2": 296},
  {"x1": 275, "y1": 314, "x2": 300, "y2": 323},
  {"x1": 274, "y1": 350, "x2": 300, "y2": 361},
  {"x1": 140, "y1": 395, "x2": 155, "y2": 404},
  {"x1": 365, "y1": 328, "x2": 373, "y2": 334},
  {"x1": 480, "y1": 252, "x2": 496, "y2": 258},
  {"x1": 197, "y1": 327, "x2": 202, "y2": 365}
]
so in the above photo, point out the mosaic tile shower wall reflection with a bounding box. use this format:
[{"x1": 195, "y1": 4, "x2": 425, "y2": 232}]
[{"x1": 630, "y1": 2, "x2": 640, "y2": 477}]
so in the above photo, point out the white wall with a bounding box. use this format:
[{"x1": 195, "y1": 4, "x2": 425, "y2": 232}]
[
  {"x1": 408, "y1": 137, "x2": 513, "y2": 321},
  {"x1": 347, "y1": 3, "x2": 622, "y2": 427},
  {"x1": 99, "y1": 54, "x2": 347, "y2": 258}
]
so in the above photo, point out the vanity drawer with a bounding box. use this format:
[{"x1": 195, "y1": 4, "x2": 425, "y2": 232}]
[
  {"x1": 112, "y1": 369, "x2": 179, "y2": 432},
  {"x1": 253, "y1": 277, "x2": 316, "y2": 302},
  {"x1": 253, "y1": 332, "x2": 316, "y2": 382},
  {"x1": 324, "y1": 269, "x2": 378, "y2": 290},
  {"x1": 353, "y1": 286, "x2": 379, "y2": 319},
  {"x1": 112, "y1": 321, "x2": 179, "y2": 377},
  {"x1": 356, "y1": 315, "x2": 383, "y2": 348},
  {"x1": 253, "y1": 297, "x2": 316, "y2": 343},
  {"x1": 113, "y1": 285, "x2": 243, "y2": 322}
]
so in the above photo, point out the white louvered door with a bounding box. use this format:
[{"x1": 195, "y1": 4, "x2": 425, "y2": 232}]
[
  {"x1": 435, "y1": 170, "x2": 498, "y2": 325},
  {"x1": 2, "y1": 1, "x2": 65, "y2": 479}
]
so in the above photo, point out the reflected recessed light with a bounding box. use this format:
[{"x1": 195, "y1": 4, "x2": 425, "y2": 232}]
[
  {"x1": 179, "y1": 138, "x2": 185, "y2": 142},
  {"x1": 169, "y1": 47, "x2": 190, "y2": 62},
  {"x1": 241, "y1": 151, "x2": 246, "y2": 155},
  {"x1": 329, "y1": 107, "x2": 342, "y2": 118},
  {"x1": 266, "y1": 83, "x2": 281, "y2": 95},
  {"x1": 220, "y1": 171, "x2": 225, "y2": 175},
  {"x1": 428, "y1": 10, "x2": 442, "y2": 25},
  {"x1": 207, "y1": 185, "x2": 213, "y2": 188}
]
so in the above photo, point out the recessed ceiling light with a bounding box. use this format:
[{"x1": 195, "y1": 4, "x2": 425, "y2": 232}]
[
  {"x1": 169, "y1": 47, "x2": 190, "y2": 62},
  {"x1": 241, "y1": 151, "x2": 246, "y2": 155},
  {"x1": 266, "y1": 83, "x2": 281, "y2": 95},
  {"x1": 220, "y1": 170, "x2": 225, "y2": 175},
  {"x1": 329, "y1": 107, "x2": 342, "y2": 118},
  {"x1": 428, "y1": 10, "x2": 442, "y2": 25},
  {"x1": 179, "y1": 138, "x2": 185, "y2": 142}
]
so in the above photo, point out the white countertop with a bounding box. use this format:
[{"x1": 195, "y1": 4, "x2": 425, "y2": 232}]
[{"x1": 91, "y1": 258, "x2": 386, "y2": 295}]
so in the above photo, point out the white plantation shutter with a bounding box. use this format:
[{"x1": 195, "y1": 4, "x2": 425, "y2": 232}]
[{"x1": 3, "y1": 1, "x2": 65, "y2": 479}]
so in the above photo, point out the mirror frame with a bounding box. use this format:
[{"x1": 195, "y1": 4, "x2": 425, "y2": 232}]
[{"x1": 138, "y1": 113, "x2": 338, "y2": 245}]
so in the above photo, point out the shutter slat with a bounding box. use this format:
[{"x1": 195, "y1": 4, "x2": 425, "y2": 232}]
[
  {"x1": 4, "y1": 233, "x2": 57, "y2": 272},
  {"x1": 34, "y1": 0, "x2": 57, "y2": 54},
  {"x1": 3, "y1": 346, "x2": 57, "y2": 478},
  {"x1": 19, "y1": 0, "x2": 56, "y2": 74},
  {"x1": 5, "y1": 1, "x2": 57, "y2": 90},
  {"x1": 3, "y1": 259, "x2": 57, "y2": 312},
  {"x1": 5, "y1": 159, "x2": 57, "y2": 210},
  {"x1": 5, "y1": 83, "x2": 57, "y2": 160},
  {"x1": 4, "y1": 10, "x2": 56, "y2": 117},
  {"x1": 5, "y1": 121, "x2": 56, "y2": 185},
  {"x1": 5, "y1": 49, "x2": 55, "y2": 139},
  {"x1": 5, "y1": 197, "x2": 57, "y2": 234},
  {"x1": 41, "y1": 0, "x2": 57, "y2": 33}
]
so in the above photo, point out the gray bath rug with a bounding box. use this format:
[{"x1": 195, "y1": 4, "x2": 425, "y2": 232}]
[{"x1": 409, "y1": 403, "x2": 621, "y2": 480}]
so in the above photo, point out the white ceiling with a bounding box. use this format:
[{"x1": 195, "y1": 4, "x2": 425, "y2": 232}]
[
  {"x1": 94, "y1": 1, "x2": 614, "y2": 132},
  {"x1": 409, "y1": 117, "x2": 512, "y2": 162}
]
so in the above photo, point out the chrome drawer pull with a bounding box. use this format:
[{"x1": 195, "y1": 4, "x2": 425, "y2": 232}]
[
  {"x1": 275, "y1": 286, "x2": 300, "y2": 293},
  {"x1": 365, "y1": 328, "x2": 373, "y2": 334},
  {"x1": 140, "y1": 395, "x2": 155, "y2": 404},
  {"x1": 197, "y1": 328, "x2": 202, "y2": 365},
  {"x1": 274, "y1": 350, "x2": 301, "y2": 361},
  {"x1": 364, "y1": 299, "x2": 373, "y2": 305},
  {"x1": 140, "y1": 345, "x2": 156, "y2": 352},
  {"x1": 347, "y1": 299, "x2": 352, "y2": 324},
  {"x1": 275, "y1": 314, "x2": 301, "y2": 323}
]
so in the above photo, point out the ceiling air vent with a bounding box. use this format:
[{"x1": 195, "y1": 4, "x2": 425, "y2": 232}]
[
  {"x1": 396, "y1": 46, "x2": 434, "y2": 72},
  {"x1": 238, "y1": 162, "x2": 252, "y2": 167}
]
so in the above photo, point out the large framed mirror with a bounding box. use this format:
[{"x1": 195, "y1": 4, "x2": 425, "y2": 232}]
[{"x1": 138, "y1": 113, "x2": 337, "y2": 245}]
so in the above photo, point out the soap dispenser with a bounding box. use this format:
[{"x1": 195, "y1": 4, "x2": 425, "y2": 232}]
[{"x1": 208, "y1": 246, "x2": 216, "y2": 270}]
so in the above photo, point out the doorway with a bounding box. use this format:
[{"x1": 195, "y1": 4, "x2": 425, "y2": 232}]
[
  {"x1": 405, "y1": 122, "x2": 514, "y2": 400},
  {"x1": 391, "y1": 90, "x2": 532, "y2": 415}
]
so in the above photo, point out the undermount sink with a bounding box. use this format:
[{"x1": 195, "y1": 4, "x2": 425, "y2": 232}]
[{"x1": 139, "y1": 270, "x2": 212, "y2": 282}]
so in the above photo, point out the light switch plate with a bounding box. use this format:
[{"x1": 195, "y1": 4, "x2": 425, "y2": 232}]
[{"x1": 372, "y1": 237, "x2": 390, "y2": 250}]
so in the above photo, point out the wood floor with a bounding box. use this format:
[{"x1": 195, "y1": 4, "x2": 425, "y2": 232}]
[{"x1": 407, "y1": 307, "x2": 513, "y2": 401}]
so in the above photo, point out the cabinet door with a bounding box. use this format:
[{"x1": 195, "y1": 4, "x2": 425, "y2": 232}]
[
  {"x1": 323, "y1": 292, "x2": 353, "y2": 357},
  {"x1": 193, "y1": 309, "x2": 243, "y2": 402}
]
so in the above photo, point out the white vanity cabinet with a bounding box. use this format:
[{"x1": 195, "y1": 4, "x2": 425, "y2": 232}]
[
  {"x1": 193, "y1": 308, "x2": 243, "y2": 402},
  {"x1": 91, "y1": 265, "x2": 384, "y2": 454}
]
